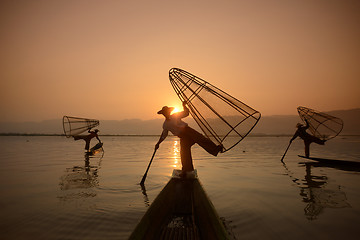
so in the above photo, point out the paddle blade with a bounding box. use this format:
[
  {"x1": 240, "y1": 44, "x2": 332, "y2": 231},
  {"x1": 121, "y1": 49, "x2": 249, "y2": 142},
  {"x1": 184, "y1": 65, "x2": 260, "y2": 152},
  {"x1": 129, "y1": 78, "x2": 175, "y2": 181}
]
[
  {"x1": 140, "y1": 149, "x2": 157, "y2": 185},
  {"x1": 281, "y1": 142, "x2": 291, "y2": 162}
]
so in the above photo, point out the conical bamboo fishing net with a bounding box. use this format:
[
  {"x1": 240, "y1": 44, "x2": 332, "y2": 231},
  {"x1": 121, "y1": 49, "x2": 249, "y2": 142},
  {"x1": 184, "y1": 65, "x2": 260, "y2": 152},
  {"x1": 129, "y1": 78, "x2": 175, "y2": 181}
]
[
  {"x1": 297, "y1": 106, "x2": 343, "y2": 141},
  {"x1": 63, "y1": 116, "x2": 99, "y2": 138},
  {"x1": 169, "y1": 68, "x2": 261, "y2": 152}
]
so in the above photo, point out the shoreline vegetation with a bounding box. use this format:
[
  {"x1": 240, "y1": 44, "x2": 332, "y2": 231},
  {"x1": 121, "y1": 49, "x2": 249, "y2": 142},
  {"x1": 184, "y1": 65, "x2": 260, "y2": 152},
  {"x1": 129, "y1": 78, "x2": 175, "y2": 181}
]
[
  {"x1": 1, "y1": 109, "x2": 359, "y2": 136},
  {"x1": 1, "y1": 133, "x2": 359, "y2": 137}
]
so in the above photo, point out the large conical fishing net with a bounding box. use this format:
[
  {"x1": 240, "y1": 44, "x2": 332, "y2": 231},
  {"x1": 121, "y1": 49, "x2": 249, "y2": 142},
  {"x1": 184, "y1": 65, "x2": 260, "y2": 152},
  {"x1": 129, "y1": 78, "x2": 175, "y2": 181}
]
[
  {"x1": 63, "y1": 116, "x2": 99, "y2": 138},
  {"x1": 169, "y1": 68, "x2": 261, "y2": 152},
  {"x1": 297, "y1": 106, "x2": 343, "y2": 141}
]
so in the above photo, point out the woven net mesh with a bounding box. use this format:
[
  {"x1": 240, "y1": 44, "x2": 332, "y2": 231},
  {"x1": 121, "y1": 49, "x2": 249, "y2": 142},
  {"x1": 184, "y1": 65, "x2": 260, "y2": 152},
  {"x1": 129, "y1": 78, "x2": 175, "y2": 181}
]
[
  {"x1": 63, "y1": 116, "x2": 99, "y2": 138},
  {"x1": 297, "y1": 107, "x2": 343, "y2": 141},
  {"x1": 169, "y1": 68, "x2": 261, "y2": 152}
]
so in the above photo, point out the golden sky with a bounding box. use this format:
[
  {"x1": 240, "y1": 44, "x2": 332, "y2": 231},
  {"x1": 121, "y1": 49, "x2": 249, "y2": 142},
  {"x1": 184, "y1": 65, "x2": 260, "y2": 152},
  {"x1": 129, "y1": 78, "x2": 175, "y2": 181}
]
[{"x1": 1, "y1": 0, "x2": 359, "y2": 122}]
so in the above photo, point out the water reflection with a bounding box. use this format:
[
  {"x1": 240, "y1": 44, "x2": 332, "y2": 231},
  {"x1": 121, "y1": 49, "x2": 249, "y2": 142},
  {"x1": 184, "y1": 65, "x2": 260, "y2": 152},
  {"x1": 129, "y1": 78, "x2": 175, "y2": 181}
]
[
  {"x1": 139, "y1": 140, "x2": 180, "y2": 207},
  {"x1": 172, "y1": 140, "x2": 181, "y2": 169},
  {"x1": 58, "y1": 150, "x2": 104, "y2": 200},
  {"x1": 140, "y1": 184, "x2": 150, "y2": 207},
  {"x1": 282, "y1": 160, "x2": 351, "y2": 220},
  {"x1": 300, "y1": 162, "x2": 351, "y2": 220}
]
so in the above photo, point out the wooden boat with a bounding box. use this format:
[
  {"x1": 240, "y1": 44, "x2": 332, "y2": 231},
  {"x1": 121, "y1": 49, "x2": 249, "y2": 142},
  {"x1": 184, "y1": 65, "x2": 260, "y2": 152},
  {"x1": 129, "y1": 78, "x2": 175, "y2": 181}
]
[
  {"x1": 129, "y1": 169, "x2": 231, "y2": 240},
  {"x1": 298, "y1": 155, "x2": 360, "y2": 167},
  {"x1": 85, "y1": 142, "x2": 103, "y2": 156}
]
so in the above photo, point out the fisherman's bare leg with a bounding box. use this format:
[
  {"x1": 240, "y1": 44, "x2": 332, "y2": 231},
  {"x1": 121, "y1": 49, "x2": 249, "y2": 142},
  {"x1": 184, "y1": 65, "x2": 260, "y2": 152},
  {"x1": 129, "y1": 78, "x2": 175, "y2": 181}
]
[
  {"x1": 185, "y1": 127, "x2": 222, "y2": 156},
  {"x1": 85, "y1": 140, "x2": 91, "y2": 151},
  {"x1": 304, "y1": 141, "x2": 310, "y2": 158},
  {"x1": 180, "y1": 137, "x2": 194, "y2": 172}
]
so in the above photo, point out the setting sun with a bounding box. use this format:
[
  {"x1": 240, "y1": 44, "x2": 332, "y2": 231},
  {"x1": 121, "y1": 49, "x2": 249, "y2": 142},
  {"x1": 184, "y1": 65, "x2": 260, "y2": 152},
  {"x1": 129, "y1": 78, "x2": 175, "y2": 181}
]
[{"x1": 171, "y1": 106, "x2": 182, "y2": 114}]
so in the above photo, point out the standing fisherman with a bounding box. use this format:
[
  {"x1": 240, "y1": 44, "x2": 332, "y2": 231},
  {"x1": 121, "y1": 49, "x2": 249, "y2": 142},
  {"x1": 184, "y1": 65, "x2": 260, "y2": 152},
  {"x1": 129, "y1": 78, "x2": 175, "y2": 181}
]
[
  {"x1": 73, "y1": 129, "x2": 101, "y2": 152},
  {"x1": 290, "y1": 119, "x2": 326, "y2": 157},
  {"x1": 155, "y1": 101, "x2": 223, "y2": 176}
]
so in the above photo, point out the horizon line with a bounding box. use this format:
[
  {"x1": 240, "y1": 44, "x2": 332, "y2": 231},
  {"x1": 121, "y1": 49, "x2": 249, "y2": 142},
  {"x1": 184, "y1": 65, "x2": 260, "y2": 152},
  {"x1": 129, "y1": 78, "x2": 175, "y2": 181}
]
[{"x1": 1, "y1": 107, "x2": 359, "y2": 123}]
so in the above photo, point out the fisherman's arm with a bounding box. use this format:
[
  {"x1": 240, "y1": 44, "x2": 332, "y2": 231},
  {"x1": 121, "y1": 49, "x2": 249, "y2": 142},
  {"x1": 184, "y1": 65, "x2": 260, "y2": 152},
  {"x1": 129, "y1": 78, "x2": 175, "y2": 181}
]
[
  {"x1": 290, "y1": 131, "x2": 299, "y2": 142},
  {"x1": 155, "y1": 129, "x2": 168, "y2": 150},
  {"x1": 304, "y1": 119, "x2": 310, "y2": 129},
  {"x1": 177, "y1": 101, "x2": 190, "y2": 118}
]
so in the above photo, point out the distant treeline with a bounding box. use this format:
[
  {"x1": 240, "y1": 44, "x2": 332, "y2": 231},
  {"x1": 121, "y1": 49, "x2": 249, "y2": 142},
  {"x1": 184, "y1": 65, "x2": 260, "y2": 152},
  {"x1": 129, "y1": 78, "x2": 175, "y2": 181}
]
[
  {"x1": 0, "y1": 133, "x2": 160, "y2": 137},
  {"x1": 0, "y1": 133, "x2": 65, "y2": 136},
  {"x1": 1, "y1": 108, "x2": 359, "y2": 136},
  {"x1": 1, "y1": 133, "x2": 359, "y2": 137}
]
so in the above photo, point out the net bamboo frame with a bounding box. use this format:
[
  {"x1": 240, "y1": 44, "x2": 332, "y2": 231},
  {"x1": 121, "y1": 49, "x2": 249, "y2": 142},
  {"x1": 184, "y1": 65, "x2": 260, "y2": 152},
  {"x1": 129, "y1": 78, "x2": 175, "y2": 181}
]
[
  {"x1": 63, "y1": 116, "x2": 99, "y2": 138},
  {"x1": 297, "y1": 106, "x2": 343, "y2": 141},
  {"x1": 169, "y1": 68, "x2": 261, "y2": 152}
]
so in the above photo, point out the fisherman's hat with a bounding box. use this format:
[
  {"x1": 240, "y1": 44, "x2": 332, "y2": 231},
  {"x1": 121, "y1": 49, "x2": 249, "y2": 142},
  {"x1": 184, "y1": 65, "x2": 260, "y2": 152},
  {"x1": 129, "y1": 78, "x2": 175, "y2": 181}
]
[{"x1": 157, "y1": 106, "x2": 174, "y2": 114}]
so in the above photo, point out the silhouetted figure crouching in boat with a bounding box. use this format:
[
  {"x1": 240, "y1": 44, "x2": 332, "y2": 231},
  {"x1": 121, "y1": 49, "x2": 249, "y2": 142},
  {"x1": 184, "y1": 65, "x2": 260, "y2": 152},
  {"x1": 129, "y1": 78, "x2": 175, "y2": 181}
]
[
  {"x1": 155, "y1": 101, "x2": 223, "y2": 176},
  {"x1": 73, "y1": 129, "x2": 101, "y2": 152},
  {"x1": 290, "y1": 119, "x2": 326, "y2": 158}
]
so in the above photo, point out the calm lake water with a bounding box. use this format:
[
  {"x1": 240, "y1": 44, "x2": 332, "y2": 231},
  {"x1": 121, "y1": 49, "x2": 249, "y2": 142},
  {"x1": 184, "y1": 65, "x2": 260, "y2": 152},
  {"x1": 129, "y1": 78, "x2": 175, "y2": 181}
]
[{"x1": 0, "y1": 135, "x2": 359, "y2": 240}]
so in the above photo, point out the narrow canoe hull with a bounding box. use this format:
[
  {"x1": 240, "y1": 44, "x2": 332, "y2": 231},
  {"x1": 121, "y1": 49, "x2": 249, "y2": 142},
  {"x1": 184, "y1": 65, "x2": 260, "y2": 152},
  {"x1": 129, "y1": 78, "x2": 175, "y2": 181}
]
[
  {"x1": 129, "y1": 170, "x2": 230, "y2": 240},
  {"x1": 86, "y1": 142, "x2": 103, "y2": 156},
  {"x1": 298, "y1": 155, "x2": 360, "y2": 167},
  {"x1": 298, "y1": 155, "x2": 360, "y2": 173}
]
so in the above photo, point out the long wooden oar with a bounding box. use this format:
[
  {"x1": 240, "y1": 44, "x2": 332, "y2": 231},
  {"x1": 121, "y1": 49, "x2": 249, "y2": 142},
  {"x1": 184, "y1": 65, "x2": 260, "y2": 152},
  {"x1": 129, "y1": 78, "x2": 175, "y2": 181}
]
[
  {"x1": 281, "y1": 141, "x2": 292, "y2": 163},
  {"x1": 140, "y1": 149, "x2": 157, "y2": 185}
]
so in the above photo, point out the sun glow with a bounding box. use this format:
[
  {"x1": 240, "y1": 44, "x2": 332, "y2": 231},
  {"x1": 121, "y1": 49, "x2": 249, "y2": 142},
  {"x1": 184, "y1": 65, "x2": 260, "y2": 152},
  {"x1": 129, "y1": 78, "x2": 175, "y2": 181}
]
[
  {"x1": 171, "y1": 104, "x2": 183, "y2": 115},
  {"x1": 171, "y1": 107, "x2": 180, "y2": 114}
]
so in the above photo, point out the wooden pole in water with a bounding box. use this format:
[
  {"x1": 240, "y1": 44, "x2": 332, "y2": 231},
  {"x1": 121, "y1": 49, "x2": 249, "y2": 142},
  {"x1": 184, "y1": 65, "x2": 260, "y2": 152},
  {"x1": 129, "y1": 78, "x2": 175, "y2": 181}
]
[
  {"x1": 281, "y1": 141, "x2": 292, "y2": 163},
  {"x1": 140, "y1": 149, "x2": 157, "y2": 185}
]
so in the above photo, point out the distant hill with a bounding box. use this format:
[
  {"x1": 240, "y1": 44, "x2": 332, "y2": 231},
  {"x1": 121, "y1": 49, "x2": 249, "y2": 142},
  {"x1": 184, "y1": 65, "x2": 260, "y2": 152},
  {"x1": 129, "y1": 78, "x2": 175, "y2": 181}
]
[
  {"x1": 251, "y1": 108, "x2": 360, "y2": 135},
  {"x1": 324, "y1": 108, "x2": 360, "y2": 135},
  {"x1": 0, "y1": 119, "x2": 63, "y2": 135},
  {"x1": 1, "y1": 108, "x2": 359, "y2": 135}
]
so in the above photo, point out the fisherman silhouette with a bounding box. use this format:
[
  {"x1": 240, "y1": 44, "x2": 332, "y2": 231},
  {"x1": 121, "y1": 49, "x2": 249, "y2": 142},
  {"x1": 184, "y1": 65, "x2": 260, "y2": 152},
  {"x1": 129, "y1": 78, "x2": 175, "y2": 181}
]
[
  {"x1": 155, "y1": 101, "x2": 223, "y2": 176},
  {"x1": 290, "y1": 119, "x2": 326, "y2": 158},
  {"x1": 73, "y1": 129, "x2": 101, "y2": 152}
]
